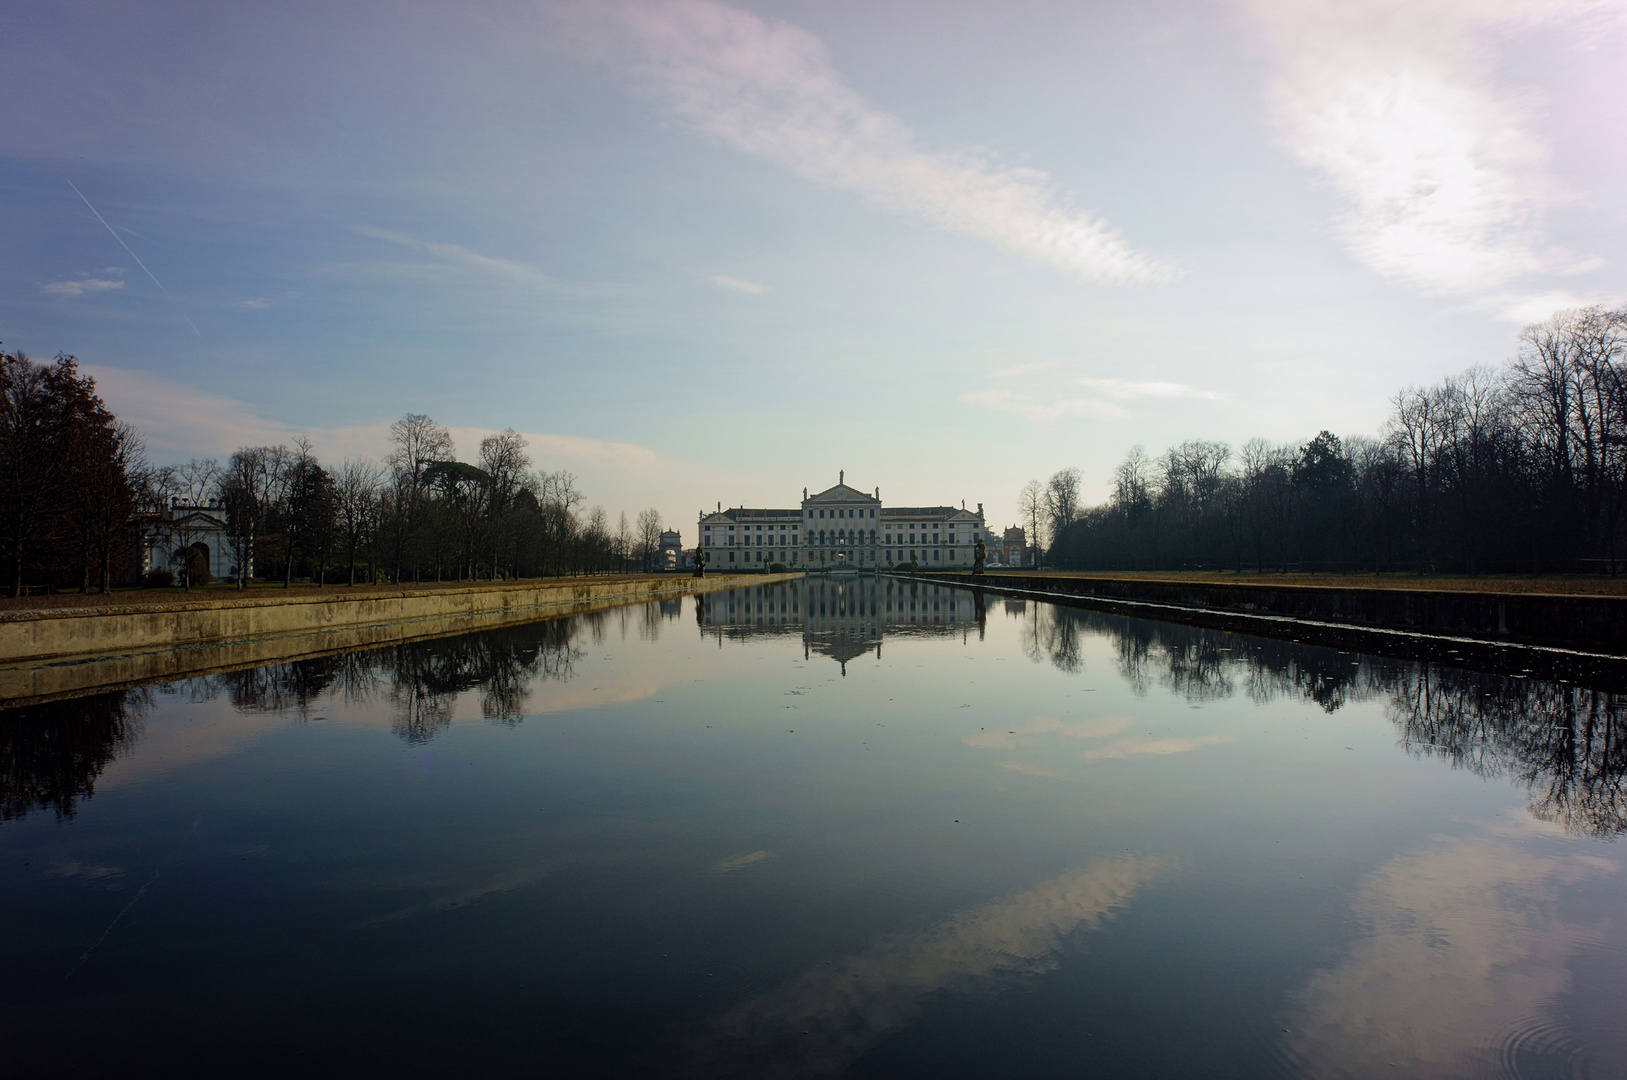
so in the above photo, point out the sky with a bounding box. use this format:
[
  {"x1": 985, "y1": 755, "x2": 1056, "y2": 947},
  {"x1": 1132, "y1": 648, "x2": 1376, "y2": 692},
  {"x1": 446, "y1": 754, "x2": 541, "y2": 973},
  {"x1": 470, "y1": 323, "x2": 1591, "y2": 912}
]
[{"x1": 5, "y1": 0, "x2": 1626, "y2": 533}]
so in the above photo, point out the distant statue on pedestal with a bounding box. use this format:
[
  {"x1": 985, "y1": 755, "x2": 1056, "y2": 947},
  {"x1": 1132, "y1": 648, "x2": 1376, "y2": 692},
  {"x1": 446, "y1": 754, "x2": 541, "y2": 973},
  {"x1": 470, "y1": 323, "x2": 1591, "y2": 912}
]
[
  {"x1": 693, "y1": 546, "x2": 706, "y2": 578},
  {"x1": 973, "y1": 538, "x2": 987, "y2": 575}
]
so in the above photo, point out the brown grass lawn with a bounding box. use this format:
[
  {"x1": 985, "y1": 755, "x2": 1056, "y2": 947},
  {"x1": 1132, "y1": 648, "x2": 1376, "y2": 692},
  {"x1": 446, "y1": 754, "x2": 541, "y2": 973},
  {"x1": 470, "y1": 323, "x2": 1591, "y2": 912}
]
[
  {"x1": 969, "y1": 569, "x2": 1627, "y2": 598},
  {"x1": 0, "y1": 574, "x2": 685, "y2": 614}
]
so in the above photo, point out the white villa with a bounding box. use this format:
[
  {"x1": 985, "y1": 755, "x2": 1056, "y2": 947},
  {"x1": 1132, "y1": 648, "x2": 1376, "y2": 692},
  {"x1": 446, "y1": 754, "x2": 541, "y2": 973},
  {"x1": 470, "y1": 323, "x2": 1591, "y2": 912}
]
[{"x1": 698, "y1": 473, "x2": 985, "y2": 571}]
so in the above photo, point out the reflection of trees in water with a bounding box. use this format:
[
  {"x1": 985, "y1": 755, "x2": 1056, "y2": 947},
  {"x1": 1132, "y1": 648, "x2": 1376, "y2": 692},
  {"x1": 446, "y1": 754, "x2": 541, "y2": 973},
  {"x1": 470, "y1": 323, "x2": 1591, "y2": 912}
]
[
  {"x1": 1019, "y1": 602, "x2": 1085, "y2": 674},
  {"x1": 382, "y1": 619, "x2": 584, "y2": 741},
  {"x1": 0, "y1": 689, "x2": 149, "y2": 821},
  {"x1": 1389, "y1": 669, "x2": 1627, "y2": 838},
  {"x1": 1023, "y1": 604, "x2": 1627, "y2": 837},
  {"x1": 196, "y1": 617, "x2": 587, "y2": 743}
]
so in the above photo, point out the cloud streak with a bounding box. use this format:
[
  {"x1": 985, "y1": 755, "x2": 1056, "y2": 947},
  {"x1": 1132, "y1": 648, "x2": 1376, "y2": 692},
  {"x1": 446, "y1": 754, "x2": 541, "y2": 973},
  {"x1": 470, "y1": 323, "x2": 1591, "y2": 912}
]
[
  {"x1": 1075, "y1": 377, "x2": 1231, "y2": 401},
  {"x1": 42, "y1": 277, "x2": 124, "y2": 297},
  {"x1": 961, "y1": 374, "x2": 1229, "y2": 422},
  {"x1": 573, "y1": 0, "x2": 1175, "y2": 286},
  {"x1": 1246, "y1": 0, "x2": 1614, "y2": 308},
  {"x1": 710, "y1": 274, "x2": 765, "y2": 294},
  {"x1": 351, "y1": 226, "x2": 562, "y2": 290},
  {"x1": 960, "y1": 388, "x2": 1129, "y2": 423}
]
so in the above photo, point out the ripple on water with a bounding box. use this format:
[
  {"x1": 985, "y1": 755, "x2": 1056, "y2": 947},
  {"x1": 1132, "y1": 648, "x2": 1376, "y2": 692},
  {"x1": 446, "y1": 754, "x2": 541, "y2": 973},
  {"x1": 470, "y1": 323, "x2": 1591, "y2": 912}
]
[{"x1": 1489, "y1": 1011, "x2": 1592, "y2": 1080}]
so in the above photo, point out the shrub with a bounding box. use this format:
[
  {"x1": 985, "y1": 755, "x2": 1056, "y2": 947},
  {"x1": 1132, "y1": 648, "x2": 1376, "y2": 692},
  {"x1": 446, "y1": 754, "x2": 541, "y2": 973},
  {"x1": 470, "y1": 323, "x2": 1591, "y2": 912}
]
[{"x1": 142, "y1": 568, "x2": 174, "y2": 588}]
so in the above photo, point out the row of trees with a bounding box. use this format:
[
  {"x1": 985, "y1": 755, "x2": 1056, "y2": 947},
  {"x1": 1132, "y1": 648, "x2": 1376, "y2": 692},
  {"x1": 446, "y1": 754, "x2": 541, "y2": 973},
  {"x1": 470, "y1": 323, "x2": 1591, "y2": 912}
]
[
  {"x1": 1028, "y1": 306, "x2": 1627, "y2": 574},
  {"x1": 173, "y1": 414, "x2": 672, "y2": 588},
  {"x1": 0, "y1": 343, "x2": 668, "y2": 594}
]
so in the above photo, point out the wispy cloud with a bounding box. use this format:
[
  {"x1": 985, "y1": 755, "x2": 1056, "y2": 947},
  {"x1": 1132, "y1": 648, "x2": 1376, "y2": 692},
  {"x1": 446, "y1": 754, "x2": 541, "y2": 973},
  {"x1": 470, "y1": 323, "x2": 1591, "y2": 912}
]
[
  {"x1": 351, "y1": 225, "x2": 561, "y2": 290},
  {"x1": 42, "y1": 277, "x2": 125, "y2": 297},
  {"x1": 960, "y1": 388, "x2": 1128, "y2": 423},
  {"x1": 962, "y1": 375, "x2": 1230, "y2": 422},
  {"x1": 79, "y1": 365, "x2": 669, "y2": 480},
  {"x1": 1075, "y1": 377, "x2": 1231, "y2": 401},
  {"x1": 710, "y1": 274, "x2": 765, "y2": 294},
  {"x1": 1246, "y1": 0, "x2": 1614, "y2": 310},
  {"x1": 569, "y1": 0, "x2": 1176, "y2": 286},
  {"x1": 82, "y1": 365, "x2": 300, "y2": 456}
]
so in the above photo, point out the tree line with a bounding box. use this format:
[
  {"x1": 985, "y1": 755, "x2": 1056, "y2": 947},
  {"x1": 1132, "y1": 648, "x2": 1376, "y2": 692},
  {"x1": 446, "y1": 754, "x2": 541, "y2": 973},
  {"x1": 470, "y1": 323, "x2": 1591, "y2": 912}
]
[
  {"x1": 1, "y1": 344, "x2": 669, "y2": 596},
  {"x1": 1023, "y1": 306, "x2": 1627, "y2": 574}
]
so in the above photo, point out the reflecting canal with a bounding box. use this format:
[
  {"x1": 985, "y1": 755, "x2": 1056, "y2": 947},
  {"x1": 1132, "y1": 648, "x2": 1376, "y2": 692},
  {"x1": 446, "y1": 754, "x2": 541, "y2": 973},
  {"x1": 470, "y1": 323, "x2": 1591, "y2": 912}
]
[{"x1": 3, "y1": 583, "x2": 1625, "y2": 1077}]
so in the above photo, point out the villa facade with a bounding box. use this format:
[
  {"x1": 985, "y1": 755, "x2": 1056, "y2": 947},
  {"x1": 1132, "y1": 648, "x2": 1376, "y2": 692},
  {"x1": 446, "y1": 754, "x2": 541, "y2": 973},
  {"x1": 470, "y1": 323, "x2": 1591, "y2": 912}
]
[{"x1": 697, "y1": 473, "x2": 985, "y2": 571}]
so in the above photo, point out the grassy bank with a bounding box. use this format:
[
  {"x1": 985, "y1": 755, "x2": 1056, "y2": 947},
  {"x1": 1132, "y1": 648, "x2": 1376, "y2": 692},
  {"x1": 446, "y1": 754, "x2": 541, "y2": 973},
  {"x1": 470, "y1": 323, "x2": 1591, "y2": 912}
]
[
  {"x1": 971, "y1": 569, "x2": 1627, "y2": 597},
  {"x1": 0, "y1": 574, "x2": 698, "y2": 614}
]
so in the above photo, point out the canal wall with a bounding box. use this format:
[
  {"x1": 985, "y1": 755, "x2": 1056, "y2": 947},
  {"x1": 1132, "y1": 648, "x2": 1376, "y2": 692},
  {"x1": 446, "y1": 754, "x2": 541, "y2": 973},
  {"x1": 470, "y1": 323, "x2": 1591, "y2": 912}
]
[
  {"x1": 0, "y1": 574, "x2": 799, "y2": 705},
  {"x1": 904, "y1": 572, "x2": 1627, "y2": 655}
]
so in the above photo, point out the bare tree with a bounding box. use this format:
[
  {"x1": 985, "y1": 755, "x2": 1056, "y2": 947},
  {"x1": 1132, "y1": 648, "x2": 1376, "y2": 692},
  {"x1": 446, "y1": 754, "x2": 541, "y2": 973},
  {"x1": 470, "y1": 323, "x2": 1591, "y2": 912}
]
[
  {"x1": 1018, "y1": 480, "x2": 1046, "y2": 566},
  {"x1": 635, "y1": 508, "x2": 663, "y2": 571},
  {"x1": 334, "y1": 458, "x2": 383, "y2": 586},
  {"x1": 615, "y1": 511, "x2": 632, "y2": 573},
  {"x1": 1045, "y1": 467, "x2": 1082, "y2": 539},
  {"x1": 480, "y1": 429, "x2": 531, "y2": 579},
  {"x1": 386, "y1": 413, "x2": 454, "y2": 583},
  {"x1": 280, "y1": 437, "x2": 321, "y2": 588},
  {"x1": 221, "y1": 445, "x2": 295, "y2": 589}
]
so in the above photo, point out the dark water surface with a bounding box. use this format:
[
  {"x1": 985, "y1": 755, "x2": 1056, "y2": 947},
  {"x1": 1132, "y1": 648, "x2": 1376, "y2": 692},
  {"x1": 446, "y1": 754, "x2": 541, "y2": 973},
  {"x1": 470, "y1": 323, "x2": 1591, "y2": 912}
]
[{"x1": 4, "y1": 579, "x2": 1626, "y2": 1078}]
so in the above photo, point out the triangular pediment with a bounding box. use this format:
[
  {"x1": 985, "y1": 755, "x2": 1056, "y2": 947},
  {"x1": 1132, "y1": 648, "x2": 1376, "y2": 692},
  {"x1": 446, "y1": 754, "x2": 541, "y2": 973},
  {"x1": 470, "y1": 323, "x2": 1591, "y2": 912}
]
[
  {"x1": 806, "y1": 483, "x2": 877, "y2": 504},
  {"x1": 171, "y1": 510, "x2": 228, "y2": 530}
]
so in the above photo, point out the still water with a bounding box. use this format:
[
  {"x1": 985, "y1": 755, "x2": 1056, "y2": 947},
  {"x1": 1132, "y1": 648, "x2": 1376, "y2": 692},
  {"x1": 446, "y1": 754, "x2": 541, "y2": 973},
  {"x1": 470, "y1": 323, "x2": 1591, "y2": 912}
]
[{"x1": 3, "y1": 579, "x2": 1626, "y2": 1078}]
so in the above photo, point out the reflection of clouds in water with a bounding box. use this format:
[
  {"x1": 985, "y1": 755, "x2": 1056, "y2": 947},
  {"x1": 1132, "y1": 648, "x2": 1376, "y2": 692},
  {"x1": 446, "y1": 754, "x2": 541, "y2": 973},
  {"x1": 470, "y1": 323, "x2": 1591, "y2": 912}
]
[
  {"x1": 1080, "y1": 733, "x2": 1234, "y2": 761},
  {"x1": 715, "y1": 850, "x2": 773, "y2": 872},
  {"x1": 964, "y1": 714, "x2": 1131, "y2": 749},
  {"x1": 965, "y1": 715, "x2": 1232, "y2": 767},
  {"x1": 1281, "y1": 820, "x2": 1621, "y2": 1079},
  {"x1": 686, "y1": 856, "x2": 1171, "y2": 1078},
  {"x1": 998, "y1": 761, "x2": 1067, "y2": 780}
]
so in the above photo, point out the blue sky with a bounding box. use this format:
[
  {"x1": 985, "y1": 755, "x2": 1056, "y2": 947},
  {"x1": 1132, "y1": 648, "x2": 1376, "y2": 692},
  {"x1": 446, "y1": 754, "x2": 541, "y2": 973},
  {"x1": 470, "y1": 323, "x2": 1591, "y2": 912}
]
[{"x1": 5, "y1": 0, "x2": 1625, "y2": 532}]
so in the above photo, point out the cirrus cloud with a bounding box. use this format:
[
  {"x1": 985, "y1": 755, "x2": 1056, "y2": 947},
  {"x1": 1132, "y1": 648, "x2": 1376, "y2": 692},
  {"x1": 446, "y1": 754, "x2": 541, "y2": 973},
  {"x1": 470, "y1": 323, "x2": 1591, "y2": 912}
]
[
  {"x1": 710, "y1": 274, "x2": 765, "y2": 294},
  {"x1": 1246, "y1": 0, "x2": 1619, "y2": 310},
  {"x1": 565, "y1": 0, "x2": 1177, "y2": 287},
  {"x1": 42, "y1": 277, "x2": 124, "y2": 297}
]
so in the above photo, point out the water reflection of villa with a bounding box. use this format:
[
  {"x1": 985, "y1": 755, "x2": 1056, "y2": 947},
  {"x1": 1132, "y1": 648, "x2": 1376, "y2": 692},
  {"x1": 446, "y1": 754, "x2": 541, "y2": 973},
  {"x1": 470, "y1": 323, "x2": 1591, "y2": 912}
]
[{"x1": 698, "y1": 578, "x2": 980, "y2": 671}]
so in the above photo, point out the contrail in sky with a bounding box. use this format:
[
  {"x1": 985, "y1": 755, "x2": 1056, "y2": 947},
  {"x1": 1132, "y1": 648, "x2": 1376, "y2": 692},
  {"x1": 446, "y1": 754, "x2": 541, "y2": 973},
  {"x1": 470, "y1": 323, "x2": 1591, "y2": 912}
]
[{"x1": 66, "y1": 179, "x2": 201, "y2": 337}]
